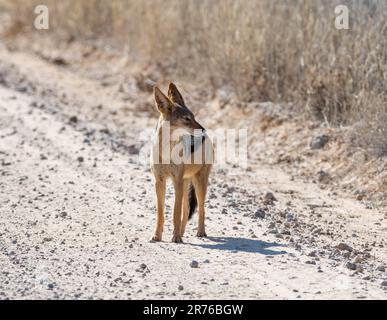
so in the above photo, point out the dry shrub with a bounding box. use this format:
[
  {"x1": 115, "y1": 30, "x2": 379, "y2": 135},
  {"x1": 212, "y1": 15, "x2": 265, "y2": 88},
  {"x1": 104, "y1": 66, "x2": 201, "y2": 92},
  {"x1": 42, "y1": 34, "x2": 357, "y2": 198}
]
[
  {"x1": 0, "y1": 0, "x2": 386, "y2": 155},
  {"x1": 352, "y1": 93, "x2": 387, "y2": 156}
]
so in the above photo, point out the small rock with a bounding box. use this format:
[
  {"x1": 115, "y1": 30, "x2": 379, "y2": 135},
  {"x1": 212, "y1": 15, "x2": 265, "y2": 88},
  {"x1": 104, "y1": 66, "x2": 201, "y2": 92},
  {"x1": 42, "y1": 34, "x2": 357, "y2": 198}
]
[
  {"x1": 268, "y1": 222, "x2": 276, "y2": 229},
  {"x1": 356, "y1": 194, "x2": 366, "y2": 201},
  {"x1": 342, "y1": 251, "x2": 351, "y2": 259},
  {"x1": 47, "y1": 283, "x2": 54, "y2": 290},
  {"x1": 308, "y1": 251, "x2": 317, "y2": 257},
  {"x1": 346, "y1": 262, "x2": 357, "y2": 270},
  {"x1": 312, "y1": 227, "x2": 323, "y2": 235},
  {"x1": 353, "y1": 189, "x2": 366, "y2": 201},
  {"x1": 128, "y1": 145, "x2": 140, "y2": 155},
  {"x1": 286, "y1": 213, "x2": 295, "y2": 222},
  {"x1": 336, "y1": 243, "x2": 353, "y2": 252},
  {"x1": 16, "y1": 86, "x2": 28, "y2": 93},
  {"x1": 317, "y1": 170, "x2": 330, "y2": 184},
  {"x1": 381, "y1": 280, "x2": 387, "y2": 287},
  {"x1": 377, "y1": 265, "x2": 385, "y2": 272},
  {"x1": 354, "y1": 256, "x2": 365, "y2": 264},
  {"x1": 310, "y1": 135, "x2": 329, "y2": 150},
  {"x1": 263, "y1": 192, "x2": 277, "y2": 205},
  {"x1": 190, "y1": 260, "x2": 199, "y2": 268},
  {"x1": 254, "y1": 209, "x2": 266, "y2": 219},
  {"x1": 52, "y1": 57, "x2": 68, "y2": 66},
  {"x1": 178, "y1": 285, "x2": 184, "y2": 291},
  {"x1": 69, "y1": 116, "x2": 78, "y2": 124},
  {"x1": 356, "y1": 264, "x2": 364, "y2": 272}
]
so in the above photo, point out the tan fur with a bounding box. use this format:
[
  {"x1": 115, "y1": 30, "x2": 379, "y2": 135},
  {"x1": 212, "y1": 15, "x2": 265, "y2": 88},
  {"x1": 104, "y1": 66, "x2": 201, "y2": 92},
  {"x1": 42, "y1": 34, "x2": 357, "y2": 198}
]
[{"x1": 150, "y1": 83, "x2": 213, "y2": 243}]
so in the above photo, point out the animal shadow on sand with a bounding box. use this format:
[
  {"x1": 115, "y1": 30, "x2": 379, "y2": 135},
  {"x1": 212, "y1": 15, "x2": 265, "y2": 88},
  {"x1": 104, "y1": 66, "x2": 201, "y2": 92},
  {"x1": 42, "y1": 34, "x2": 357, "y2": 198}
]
[{"x1": 189, "y1": 236, "x2": 287, "y2": 255}]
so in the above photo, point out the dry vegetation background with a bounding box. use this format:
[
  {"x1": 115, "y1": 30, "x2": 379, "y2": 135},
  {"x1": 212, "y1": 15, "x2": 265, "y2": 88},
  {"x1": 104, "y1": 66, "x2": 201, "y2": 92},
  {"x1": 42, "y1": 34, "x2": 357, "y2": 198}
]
[{"x1": 0, "y1": 0, "x2": 386, "y2": 155}]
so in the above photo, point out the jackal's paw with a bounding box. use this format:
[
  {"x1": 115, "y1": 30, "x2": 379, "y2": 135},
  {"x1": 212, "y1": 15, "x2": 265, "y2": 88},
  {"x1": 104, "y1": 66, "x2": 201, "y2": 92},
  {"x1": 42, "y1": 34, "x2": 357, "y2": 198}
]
[
  {"x1": 150, "y1": 234, "x2": 162, "y2": 242},
  {"x1": 196, "y1": 231, "x2": 207, "y2": 238},
  {"x1": 171, "y1": 235, "x2": 183, "y2": 243}
]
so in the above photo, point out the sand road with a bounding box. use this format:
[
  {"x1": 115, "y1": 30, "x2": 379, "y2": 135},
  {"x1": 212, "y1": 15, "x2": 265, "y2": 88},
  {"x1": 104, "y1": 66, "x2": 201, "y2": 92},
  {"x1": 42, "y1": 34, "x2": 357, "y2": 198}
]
[{"x1": 0, "y1": 48, "x2": 386, "y2": 299}]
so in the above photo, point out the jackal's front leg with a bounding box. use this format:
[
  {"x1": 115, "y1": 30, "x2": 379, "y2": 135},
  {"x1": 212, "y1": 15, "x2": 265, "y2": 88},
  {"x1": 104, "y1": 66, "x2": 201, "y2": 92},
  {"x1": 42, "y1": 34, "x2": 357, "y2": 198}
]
[
  {"x1": 172, "y1": 179, "x2": 184, "y2": 243},
  {"x1": 152, "y1": 178, "x2": 166, "y2": 241},
  {"x1": 193, "y1": 166, "x2": 210, "y2": 238}
]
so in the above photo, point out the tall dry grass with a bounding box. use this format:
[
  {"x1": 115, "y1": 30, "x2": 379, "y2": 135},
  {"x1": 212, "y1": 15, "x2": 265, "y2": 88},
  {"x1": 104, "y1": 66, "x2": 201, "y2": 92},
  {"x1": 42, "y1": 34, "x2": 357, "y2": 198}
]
[{"x1": 1, "y1": 0, "x2": 386, "y2": 155}]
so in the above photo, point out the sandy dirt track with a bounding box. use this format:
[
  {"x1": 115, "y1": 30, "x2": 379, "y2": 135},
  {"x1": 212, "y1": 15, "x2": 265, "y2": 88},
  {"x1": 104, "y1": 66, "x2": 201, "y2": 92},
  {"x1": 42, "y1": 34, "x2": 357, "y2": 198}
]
[{"x1": 0, "y1": 47, "x2": 386, "y2": 299}]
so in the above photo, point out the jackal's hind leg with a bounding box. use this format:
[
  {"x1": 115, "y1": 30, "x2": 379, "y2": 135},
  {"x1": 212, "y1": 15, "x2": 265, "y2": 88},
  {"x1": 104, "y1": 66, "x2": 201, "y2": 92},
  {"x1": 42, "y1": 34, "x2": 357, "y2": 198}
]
[{"x1": 180, "y1": 179, "x2": 190, "y2": 237}]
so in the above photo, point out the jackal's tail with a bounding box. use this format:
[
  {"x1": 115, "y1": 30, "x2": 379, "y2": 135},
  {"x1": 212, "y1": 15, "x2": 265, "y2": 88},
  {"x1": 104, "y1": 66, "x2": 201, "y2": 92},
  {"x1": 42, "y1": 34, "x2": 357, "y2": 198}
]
[{"x1": 188, "y1": 183, "x2": 197, "y2": 220}]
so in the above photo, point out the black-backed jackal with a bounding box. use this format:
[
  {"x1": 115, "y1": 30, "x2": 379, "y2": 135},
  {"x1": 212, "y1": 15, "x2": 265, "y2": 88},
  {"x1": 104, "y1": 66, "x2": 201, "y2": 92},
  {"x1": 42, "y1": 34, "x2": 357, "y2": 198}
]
[{"x1": 150, "y1": 83, "x2": 213, "y2": 243}]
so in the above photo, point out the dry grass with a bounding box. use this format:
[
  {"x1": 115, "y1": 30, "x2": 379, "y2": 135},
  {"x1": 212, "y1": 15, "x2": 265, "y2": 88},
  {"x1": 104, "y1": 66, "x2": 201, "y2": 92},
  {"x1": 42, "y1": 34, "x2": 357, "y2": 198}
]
[{"x1": 1, "y1": 0, "x2": 386, "y2": 155}]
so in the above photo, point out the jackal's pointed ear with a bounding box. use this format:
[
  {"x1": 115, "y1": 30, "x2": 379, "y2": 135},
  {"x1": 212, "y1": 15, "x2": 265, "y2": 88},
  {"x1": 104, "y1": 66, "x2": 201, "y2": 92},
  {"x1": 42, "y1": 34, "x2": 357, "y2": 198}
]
[
  {"x1": 154, "y1": 87, "x2": 173, "y2": 114},
  {"x1": 168, "y1": 82, "x2": 185, "y2": 107}
]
